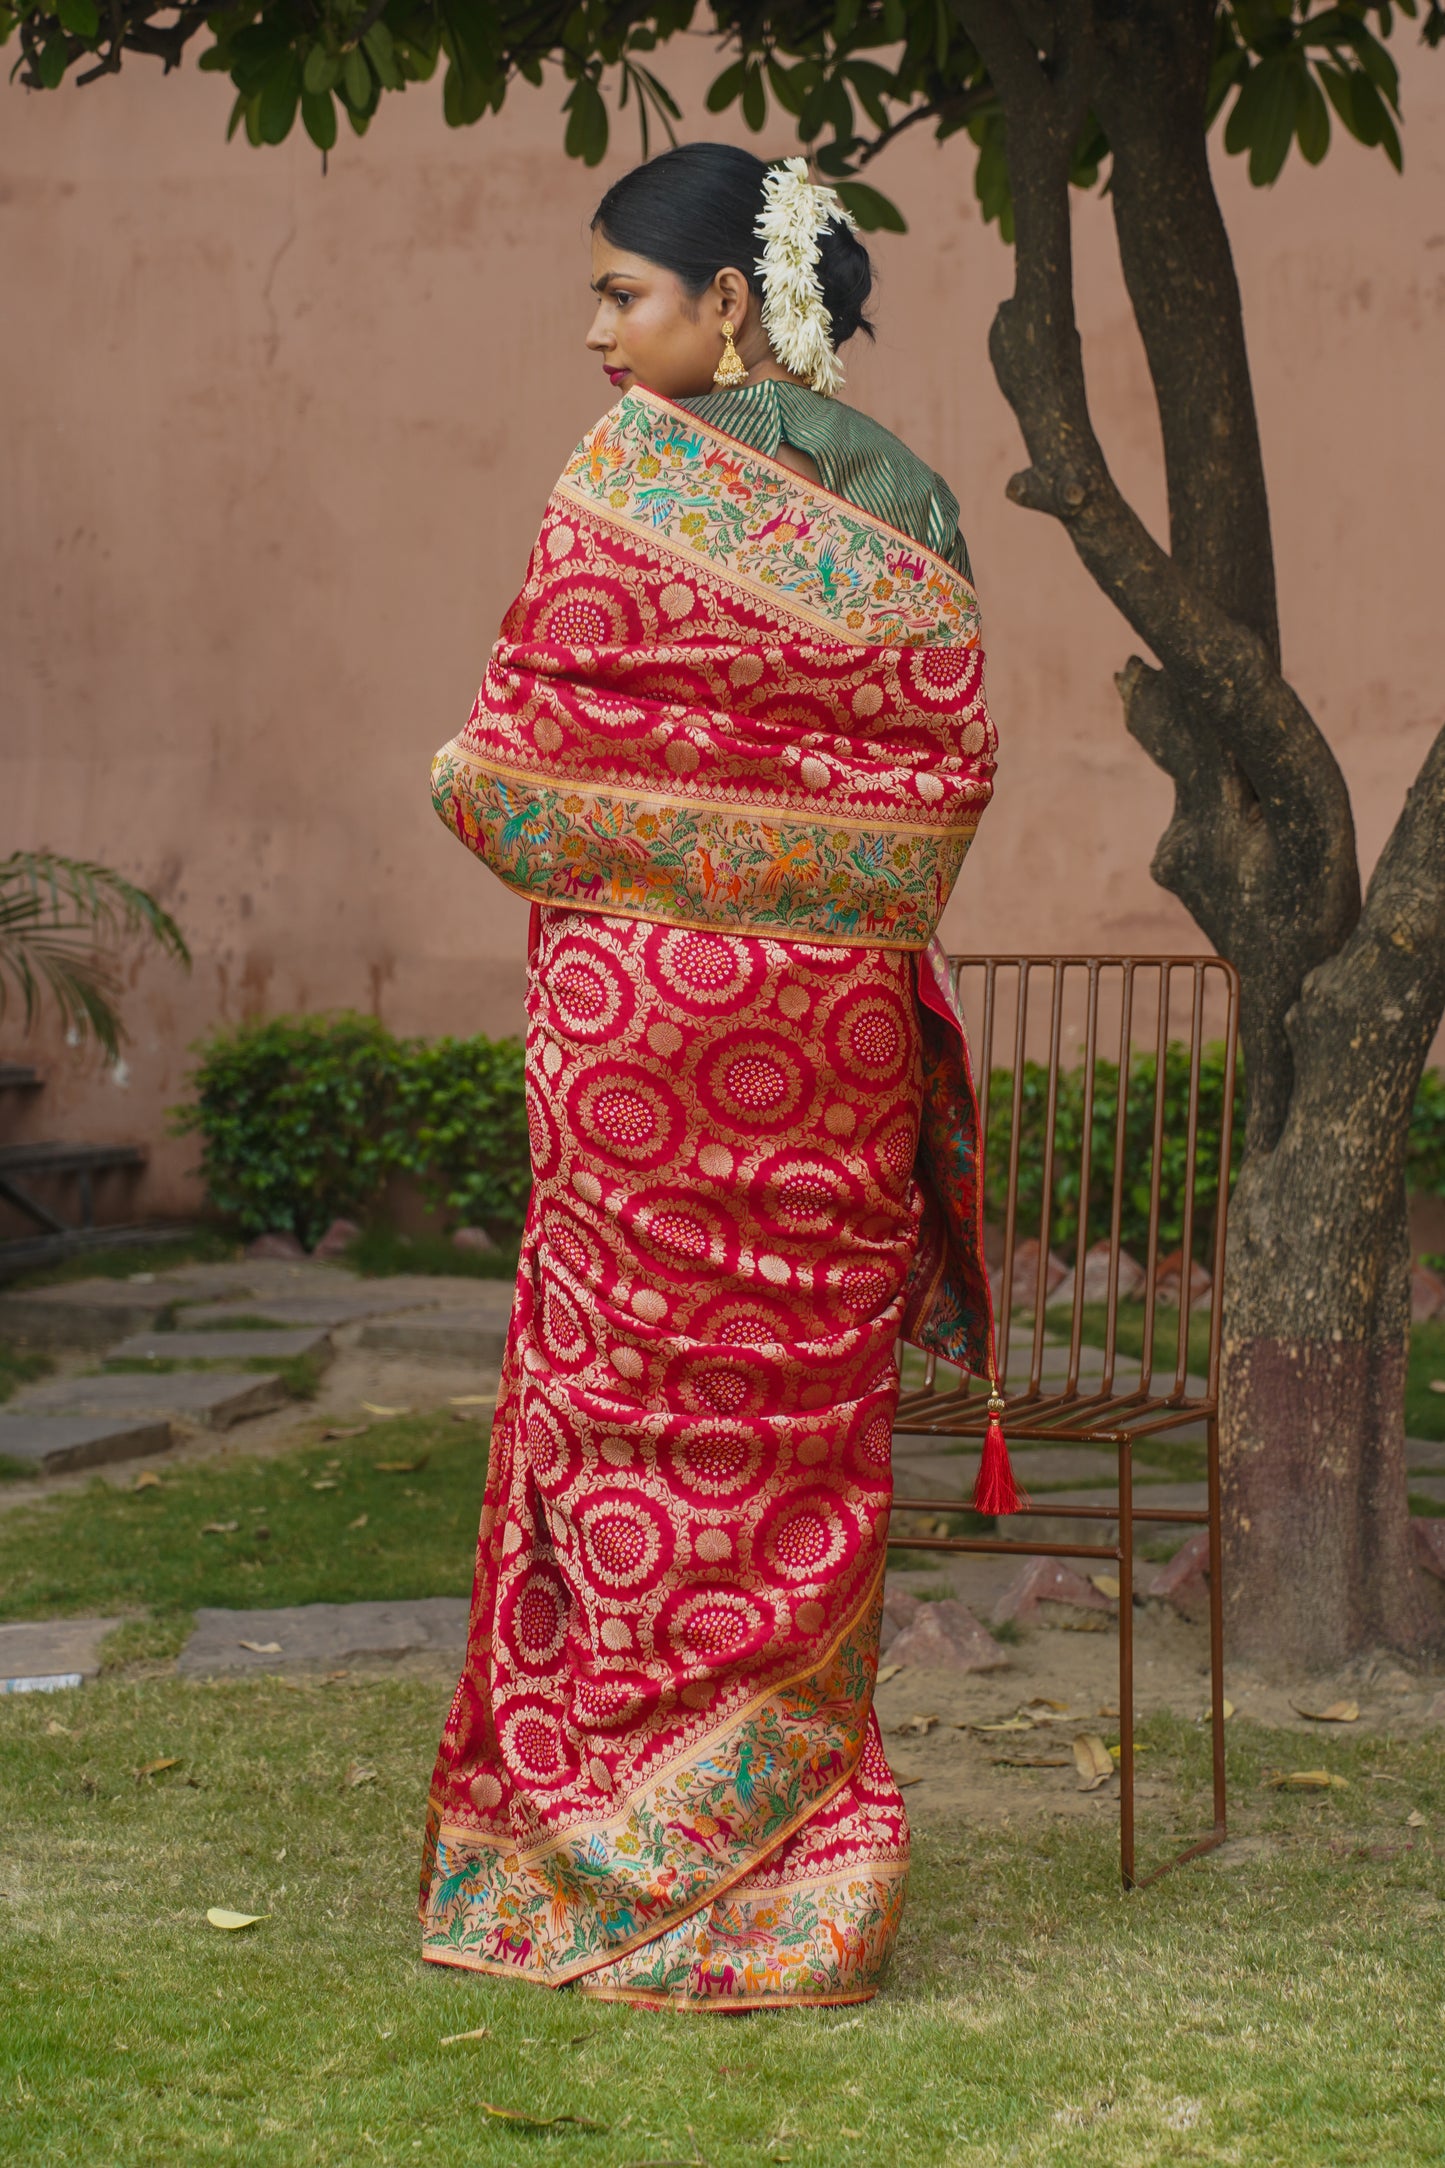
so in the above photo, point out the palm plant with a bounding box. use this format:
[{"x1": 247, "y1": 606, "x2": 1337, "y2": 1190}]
[{"x1": 0, "y1": 851, "x2": 190, "y2": 1063}]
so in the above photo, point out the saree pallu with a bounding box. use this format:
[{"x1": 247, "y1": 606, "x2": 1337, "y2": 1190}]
[{"x1": 421, "y1": 390, "x2": 1002, "y2": 2008}]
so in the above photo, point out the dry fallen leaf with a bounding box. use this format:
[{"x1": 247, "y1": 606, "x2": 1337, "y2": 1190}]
[
  {"x1": 875, "y1": 1662, "x2": 903, "y2": 1684},
  {"x1": 345, "y1": 1762, "x2": 378, "y2": 1787},
  {"x1": 893, "y1": 1714, "x2": 939, "y2": 1737},
  {"x1": 132, "y1": 1471, "x2": 163, "y2": 1491},
  {"x1": 971, "y1": 1716, "x2": 1035, "y2": 1735},
  {"x1": 1428, "y1": 1379, "x2": 1445, "y2": 1395},
  {"x1": 1025, "y1": 1697, "x2": 1068, "y2": 1712},
  {"x1": 482, "y1": 2106, "x2": 606, "y2": 2131},
  {"x1": 439, "y1": 2025, "x2": 494, "y2": 2045},
  {"x1": 46, "y1": 1718, "x2": 71, "y2": 1736},
  {"x1": 894, "y1": 1774, "x2": 925, "y2": 1790},
  {"x1": 206, "y1": 1908, "x2": 269, "y2": 1931},
  {"x1": 1266, "y1": 1769, "x2": 1350, "y2": 1790},
  {"x1": 362, "y1": 1403, "x2": 412, "y2": 1418},
  {"x1": 310, "y1": 1479, "x2": 338, "y2": 1492},
  {"x1": 201, "y1": 1521, "x2": 240, "y2": 1536},
  {"x1": 1089, "y1": 1574, "x2": 1122, "y2": 1600},
  {"x1": 136, "y1": 1757, "x2": 180, "y2": 1780},
  {"x1": 1407, "y1": 1808, "x2": 1427, "y2": 1828},
  {"x1": 1107, "y1": 1742, "x2": 1152, "y2": 1758},
  {"x1": 1072, "y1": 1734, "x2": 1115, "y2": 1792},
  {"x1": 374, "y1": 1456, "x2": 429, "y2": 1474},
  {"x1": 347, "y1": 1513, "x2": 369, "y2": 1531},
  {"x1": 1292, "y1": 1700, "x2": 1360, "y2": 1724},
  {"x1": 1209, "y1": 1699, "x2": 1237, "y2": 1722},
  {"x1": 322, "y1": 1425, "x2": 368, "y2": 1441},
  {"x1": 237, "y1": 1640, "x2": 282, "y2": 1655},
  {"x1": 449, "y1": 1394, "x2": 497, "y2": 1407},
  {"x1": 992, "y1": 1753, "x2": 1072, "y2": 1768}
]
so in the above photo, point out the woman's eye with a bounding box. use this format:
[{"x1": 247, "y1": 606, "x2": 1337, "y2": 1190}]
[{"x1": 613, "y1": 291, "x2": 632, "y2": 307}]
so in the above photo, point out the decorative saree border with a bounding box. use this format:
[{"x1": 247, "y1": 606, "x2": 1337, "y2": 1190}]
[
  {"x1": 420, "y1": 1565, "x2": 884, "y2": 1987},
  {"x1": 564, "y1": 389, "x2": 980, "y2": 650},
  {"x1": 432, "y1": 746, "x2": 979, "y2": 951}
]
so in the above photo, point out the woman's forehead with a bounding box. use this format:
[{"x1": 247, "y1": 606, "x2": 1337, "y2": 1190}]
[{"x1": 589, "y1": 234, "x2": 665, "y2": 287}]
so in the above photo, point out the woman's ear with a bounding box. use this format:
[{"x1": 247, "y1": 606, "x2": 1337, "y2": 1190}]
[{"x1": 713, "y1": 266, "x2": 753, "y2": 331}]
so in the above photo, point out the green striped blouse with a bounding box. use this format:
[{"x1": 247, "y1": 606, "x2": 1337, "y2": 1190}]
[{"x1": 679, "y1": 379, "x2": 973, "y2": 582}]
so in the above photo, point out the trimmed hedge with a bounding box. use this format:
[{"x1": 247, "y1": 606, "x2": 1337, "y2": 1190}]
[
  {"x1": 173, "y1": 1012, "x2": 1445, "y2": 1262},
  {"x1": 172, "y1": 1015, "x2": 529, "y2": 1250}
]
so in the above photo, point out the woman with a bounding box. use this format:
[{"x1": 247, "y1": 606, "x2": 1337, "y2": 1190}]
[{"x1": 420, "y1": 143, "x2": 1013, "y2": 2011}]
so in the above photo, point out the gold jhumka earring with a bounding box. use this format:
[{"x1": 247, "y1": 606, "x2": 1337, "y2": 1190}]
[{"x1": 713, "y1": 321, "x2": 748, "y2": 388}]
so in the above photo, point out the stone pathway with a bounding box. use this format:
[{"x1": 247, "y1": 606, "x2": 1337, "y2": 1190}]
[
  {"x1": 176, "y1": 1598, "x2": 470, "y2": 1677},
  {"x1": 0, "y1": 1259, "x2": 513, "y2": 1476},
  {"x1": 0, "y1": 1616, "x2": 123, "y2": 1692}
]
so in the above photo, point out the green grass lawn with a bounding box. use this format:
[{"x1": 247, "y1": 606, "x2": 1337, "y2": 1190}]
[
  {"x1": 0, "y1": 1412, "x2": 485, "y2": 1661},
  {"x1": 2, "y1": 1676, "x2": 1442, "y2": 2166}
]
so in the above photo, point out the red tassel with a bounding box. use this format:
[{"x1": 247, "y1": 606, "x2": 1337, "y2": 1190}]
[{"x1": 972, "y1": 1397, "x2": 1025, "y2": 1516}]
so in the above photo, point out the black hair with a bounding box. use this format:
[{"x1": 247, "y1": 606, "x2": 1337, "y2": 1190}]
[{"x1": 591, "y1": 142, "x2": 875, "y2": 348}]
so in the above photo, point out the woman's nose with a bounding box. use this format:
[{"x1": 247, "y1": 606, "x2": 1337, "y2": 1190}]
[{"x1": 584, "y1": 307, "x2": 611, "y2": 352}]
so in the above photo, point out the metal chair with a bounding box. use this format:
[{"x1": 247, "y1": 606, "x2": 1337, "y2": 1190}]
[{"x1": 889, "y1": 953, "x2": 1240, "y2": 1887}]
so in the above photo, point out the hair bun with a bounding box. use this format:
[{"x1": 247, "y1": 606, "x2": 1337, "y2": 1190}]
[{"x1": 815, "y1": 217, "x2": 875, "y2": 348}]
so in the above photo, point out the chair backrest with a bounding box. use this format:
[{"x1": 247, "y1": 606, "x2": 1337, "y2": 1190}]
[{"x1": 944, "y1": 953, "x2": 1240, "y2": 1427}]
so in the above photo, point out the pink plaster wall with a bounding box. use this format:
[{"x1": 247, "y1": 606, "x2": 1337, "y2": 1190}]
[{"x1": 3, "y1": 42, "x2": 1442, "y2": 1219}]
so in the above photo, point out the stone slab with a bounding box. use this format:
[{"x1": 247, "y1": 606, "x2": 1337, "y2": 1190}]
[
  {"x1": 177, "y1": 1597, "x2": 471, "y2": 1675},
  {"x1": 0, "y1": 1616, "x2": 123, "y2": 1688},
  {"x1": 1407, "y1": 1476, "x2": 1445, "y2": 1505},
  {"x1": 178, "y1": 1291, "x2": 441, "y2": 1329},
  {"x1": 15, "y1": 1370, "x2": 287, "y2": 1429},
  {"x1": 1406, "y1": 1438, "x2": 1445, "y2": 1474},
  {"x1": 360, "y1": 1308, "x2": 512, "y2": 1363},
  {"x1": 0, "y1": 1410, "x2": 174, "y2": 1474},
  {"x1": 105, "y1": 1326, "x2": 333, "y2": 1365}
]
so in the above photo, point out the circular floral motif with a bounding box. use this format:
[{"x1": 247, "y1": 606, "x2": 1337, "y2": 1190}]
[
  {"x1": 691, "y1": 1293, "x2": 790, "y2": 1350},
  {"x1": 546, "y1": 940, "x2": 635, "y2": 1045},
  {"x1": 523, "y1": 1399, "x2": 580, "y2": 1487},
  {"x1": 902, "y1": 641, "x2": 980, "y2": 712},
  {"x1": 540, "y1": 1279, "x2": 592, "y2": 1370},
  {"x1": 569, "y1": 1062, "x2": 684, "y2": 1171},
  {"x1": 526, "y1": 1088, "x2": 559, "y2": 1181},
  {"x1": 505, "y1": 1567, "x2": 569, "y2": 1670},
  {"x1": 577, "y1": 1491, "x2": 671, "y2": 1592},
  {"x1": 499, "y1": 1698, "x2": 572, "y2": 1784},
  {"x1": 697, "y1": 1031, "x2": 808, "y2": 1134},
  {"x1": 834, "y1": 1261, "x2": 895, "y2": 1318},
  {"x1": 572, "y1": 1673, "x2": 652, "y2": 1731},
  {"x1": 534, "y1": 577, "x2": 638, "y2": 650},
  {"x1": 539, "y1": 1206, "x2": 605, "y2": 1291},
  {"x1": 757, "y1": 1491, "x2": 851, "y2": 1584},
  {"x1": 667, "y1": 1423, "x2": 765, "y2": 1500},
  {"x1": 658, "y1": 582, "x2": 695, "y2": 620},
  {"x1": 617, "y1": 1187, "x2": 734, "y2": 1285},
  {"x1": 750, "y1": 1150, "x2": 855, "y2": 1239},
  {"x1": 862, "y1": 1110, "x2": 920, "y2": 1190},
  {"x1": 961, "y1": 716, "x2": 987, "y2": 755},
  {"x1": 664, "y1": 1587, "x2": 771, "y2": 1663},
  {"x1": 824, "y1": 989, "x2": 912, "y2": 1089},
  {"x1": 645, "y1": 925, "x2": 763, "y2": 1016},
  {"x1": 851, "y1": 681, "x2": 884, "y2": 719},
  {"x1": 672, "y1": 1352, "x2": 770, "y2": 1421}
]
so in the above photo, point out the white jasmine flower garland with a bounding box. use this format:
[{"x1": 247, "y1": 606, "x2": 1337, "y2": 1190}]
[{"x1": 754, "y1": 156, "x2": 858, "y2": 399}]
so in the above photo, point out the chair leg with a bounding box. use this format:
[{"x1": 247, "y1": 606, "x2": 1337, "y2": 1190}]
[{"x1": 1118, "y1": 1436, "x2": 1135, "y2": 1889}]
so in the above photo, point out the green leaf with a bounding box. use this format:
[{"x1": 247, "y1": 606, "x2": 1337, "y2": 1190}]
[
  {"x1": 36, "y1": 30, "x2": 67, "y2": 86},
  {"x1": 704, "y1": 58, "x2": 743, "y2": 112},
  {"x1": 302, "y1": 85, "x2": 337, "y2": 150},
  {"x1": 833, "y1": 179, "x2": 906, "y2": 232},
  {"x1": 56, "y1": 0, "x2": 98, "y2": 37},
  {"x1": 563, "y1": 73, "x2": 607, "y2": 165},
  {"x1": 363, "y1": 21, "x2": 400, "y2": 89},
  {"x1": 1223, "y1": 55, "x2": 1301, "y2": 184},
  {"x1": 342, "y1": 43, "x2": 371, "y2": 109},
  {"x1": 1297, "y1": 70, "x2": 1330, "y2": 163},
  {"x1": 256, "y1": 60, "x2": 299, "y2": 144},
  {"x1": 740, "y1": 61, "x2": 765, "y2": 132},
  {"x1": 303, "y1": 43, "x2": 339, "y2": 95}
]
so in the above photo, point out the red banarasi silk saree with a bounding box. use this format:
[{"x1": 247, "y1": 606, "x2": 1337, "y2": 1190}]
[{"x1": 421, "y1": 388, "x2": 1004, "y2": 2009}]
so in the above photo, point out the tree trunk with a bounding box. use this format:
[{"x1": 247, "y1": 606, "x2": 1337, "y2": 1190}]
[{"x1": 957, "y1": 0, "x2": 1445, "y2": 1669}]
